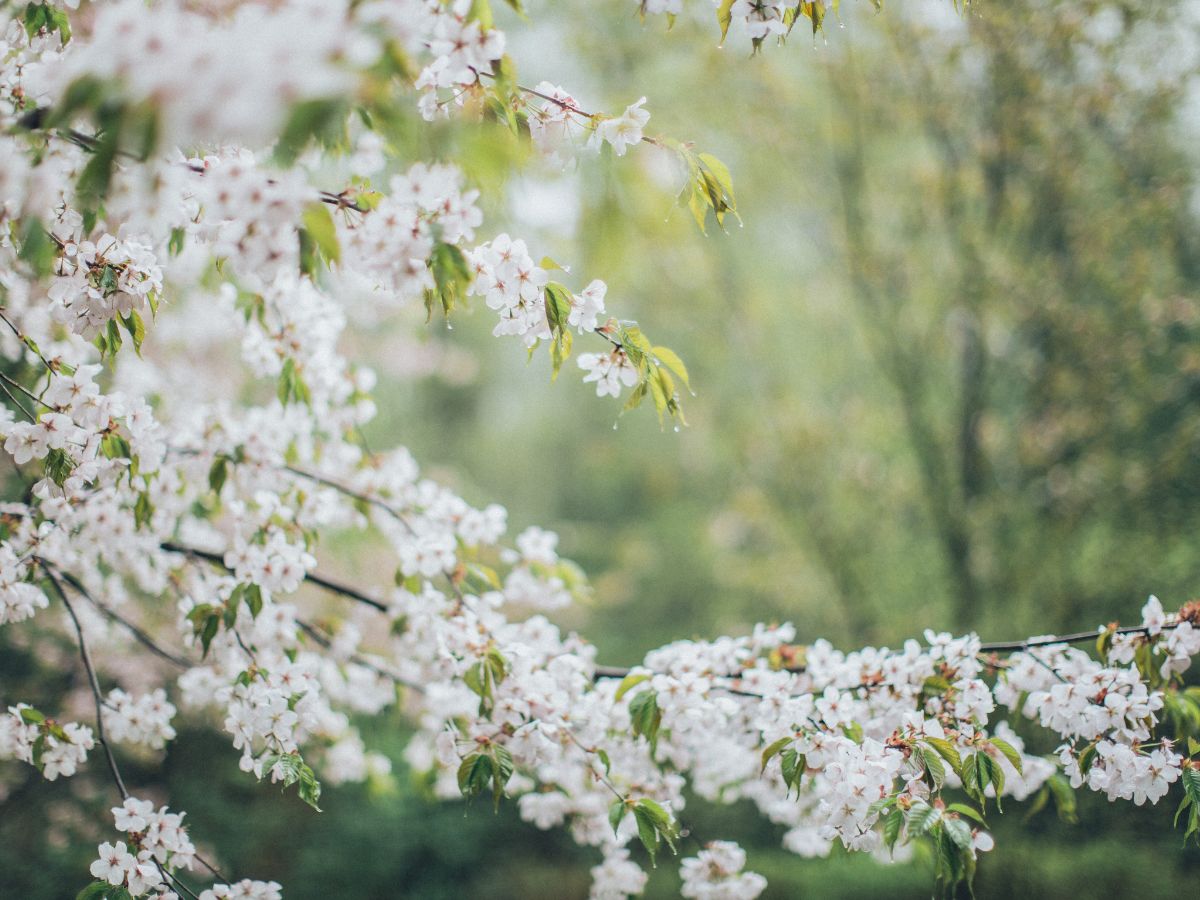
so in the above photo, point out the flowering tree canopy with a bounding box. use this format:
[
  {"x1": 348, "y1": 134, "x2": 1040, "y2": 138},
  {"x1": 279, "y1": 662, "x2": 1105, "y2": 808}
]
[{"x1": 2, "y1": 1, "x2": 1199, "y2": 899}]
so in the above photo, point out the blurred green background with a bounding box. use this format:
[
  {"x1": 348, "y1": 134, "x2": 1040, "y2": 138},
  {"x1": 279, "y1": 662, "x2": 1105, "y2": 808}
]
[{"x1": 6, "y1": 0, "x2": 1200, "y2": 896}]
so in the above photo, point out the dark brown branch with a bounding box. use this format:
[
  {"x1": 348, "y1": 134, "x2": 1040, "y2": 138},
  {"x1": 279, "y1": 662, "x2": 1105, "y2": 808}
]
[
  {"x1": 295, "y1": 619, "x2": 424, "y2": 693},
  {"x1": 43, "y1": 566, "x2": 129, "y2": 800},
  {"x1": 160, "y1": 541, "x2": 389, "y2": 612},
  {"x1": 48, "y1": 565, "x2": 192, "y2": 669},
  {"x1": 282, "y1": 464, "x2": 467, "y2": 604}
]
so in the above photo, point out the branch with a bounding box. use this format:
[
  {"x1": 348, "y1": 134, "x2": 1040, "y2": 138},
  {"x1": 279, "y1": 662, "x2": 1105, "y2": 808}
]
[
  {"x1": 978, "y1": 624, "x2": 1165, "y2": 653},
  {"x1": 160, "y1": 540, "x2": 389, "y2": 612},
  {"x1": 47, "y1": 564, "x2": 192, "y2": 669},
  {"x1": 282, "y1": 464, "x2": 467, "y2": 604},
  {"x1": 295, "y1": 618, "x2": 424, "y2": 694},
  {"x1": 43, "y1": 565, "x2": 128, "y2": 800}
]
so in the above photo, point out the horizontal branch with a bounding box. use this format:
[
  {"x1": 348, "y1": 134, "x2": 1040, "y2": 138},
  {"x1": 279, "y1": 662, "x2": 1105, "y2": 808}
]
[{"x1": 160, "y1": 541, "x2": 389, "y2": 612}]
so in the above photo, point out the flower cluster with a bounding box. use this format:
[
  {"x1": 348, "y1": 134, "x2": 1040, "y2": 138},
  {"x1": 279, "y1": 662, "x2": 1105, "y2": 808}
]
[
  {"x1": 200, "y1": 880, "x2": 283, "y2": 900},
  {"x1": 36, "y1": 0, "x2": 369, "y2": 148},
  {"x1": 0, "y1": 704, "x2": 93, "y2": 780},
  {"x1": 46, "y1": 232, "x2": 162, "y2": 341},
  {"x1": 679, "y1": 841, "x2": 767, "y2": 900},
  {"x1": 104, "y1": 689, "x2": 178, "y2": 750},
  {"x1": 0, "y1": 544, "x2": 48, "y2": 624}
]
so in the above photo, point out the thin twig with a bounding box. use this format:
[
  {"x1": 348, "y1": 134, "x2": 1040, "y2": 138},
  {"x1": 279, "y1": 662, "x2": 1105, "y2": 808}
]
[
  {"x1": 194, "y1": 853, "x2": 230, "y2": 884},
  {"x1": 0, "y1": 369, "x2": 47, "y2": 410},
  {"x1": 0, "y1": 308, "x2": 55, "y2": 372},
  {"x1": 283, "y1": 464, "x2": 467, "y2": 604},
  {"x1": 0, "y1": 378, "x2": 35, "y2": 422},
  {"x1": 978, "y1": 624, "x2": 1158, "y2": 653},
  {"x1": 50, "y1": 565, "x2": 191, "y2": 669},
  {"x1": 296, "y1": 618, "x2": 424, "y2": 693},
  {"x1": 160, "y1": 540, "x2": 389, "y2": 612},
  {"x1": 43, "y1": 566, "x2": 128, "y2": 800}
]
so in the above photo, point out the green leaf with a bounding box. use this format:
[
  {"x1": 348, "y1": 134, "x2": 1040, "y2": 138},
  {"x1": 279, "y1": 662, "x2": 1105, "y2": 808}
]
[
  {"x1": 717, "y1": 0, "x2": 735, "y2": 44},
  {"x1": 628, "y1": 690, "x2": 662, "y2": 753},
  {"x1": 44, "y1": 75, "x2": 105, "y2": 129},
  {"x1": 119, "y1": 310, "x2": 146, "y2": 356},
  {"x1": 468, "y1": 0, "x2": 493, "y2": 28},
  {"x1": 608, "y1": 798, "x2": 627, "y2": 836},
  {"x1": 1041, "y1": 777, "x2": 1080, "y2": 825},
  {"x1": 760, "y1": 736, "x2": 791, "y2": 774},
  {"x1": 946, "y1": 802, "x2": 986, "y2": 826},
  {"x1": 989, "y1": 737, "x2": 1023, "y2": 775},
  {"x1": 199, "y1": 613, "x2": 219, "y2": 658},
  {"x1": 244, "y1": 584, "x2": 263, "y2": 618},
  {"x1": 168, "y1": 226, "x2": 186, "y2": 257},
  {"x1": 780, "y1": 748, "x2": 806, "y2": 793},
  {"x1": 543, "y1": 282, "x2": 574, "y2": 332},
  {"x1": 635, "y1": 798, "x2": 678, "y2": 852},
  {"x1": 24, "y1": 2, "x2": 71, "y2": 44},
  {"x1": 277, "y1": 357, "x2": 312, "y2": 406},
  {"x1": 919, "y1": 744, "x2": 946, "y2": 789},
  {"x1": 75, "y1": 883, "x2": 114, "y2": 900},
  {"x1": 922, "y1": 736, "x2": 964, "y2": 777},
  {"x1": 426, "y1": 242, "x2": 472, "y2": 318},
  {"x1": 18, "y1": 707, "x2": 44, "y2": 725},
  {"x1": 457, "y1": 752, "x2": 491, "y2": 800},
  {"x1": 133, "y1": 491, "x2": 153, "y2": 529},
  {"x1": 76, "y1": 111, "x2": 124, "y2": 210},
  {"x1": 45, "y1": 448, "x2": 76, "y2": 487},
  {"x1": 697, "y1": 153, "x2": 736, "y2": 210},
  {"x1": 614, "y1": 672, "x2": 650, "y2": 702},
  {"x1": 906, "y1": 799, "x2": 941, "y2": 836},
  {"x1": 943, "y1": 816, "x2": 974, "y2": 851},
  {"x1": 208, "y1": 455, "x2": 229, "y2": 495},
  {"x1": 275, "y1": 98, "x2": 348, "y2": 166},
  {"x1": 298, "y1": 763, "x2": 323, "y2": 812},
  {"x1": 633, "y1": 803, "x2": 660, "y2": 865},
  {"x1": 301, "y1": 203, "x2": 341, "y2": 267},
  {"x1": 489, "y1": 744, "x2": 514, "y2": 810},
  {"x1": 622, "y1": 381, "x2": 649, "y2": 413},
  {"x1": 883, "y1": 807, "x2": 904, "y2": 852},
  {"x1": 630, "y1": 799, "x2": 677, "y2": 867},
  {"x1": 651, "y1": 346, "x2": 690, "y2": 390},
  {"x1": 17, "y1": 219, "x2": 57, "y2": 278},
  {"x1": 982, "y1": 751, "x2": 1005, "y2": 806}
]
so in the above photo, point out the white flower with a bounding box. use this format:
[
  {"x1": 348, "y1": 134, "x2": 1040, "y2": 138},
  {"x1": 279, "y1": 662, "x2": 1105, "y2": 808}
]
[
  {"x1": 578, "y1": 350, "x2": 640, "y2": 398},
  {"x1": 90, "y1": 841, "x2": 135, "y2": 886},
  {"x1": 591, "y1": 98, "x2": 650, "y2": 156}
]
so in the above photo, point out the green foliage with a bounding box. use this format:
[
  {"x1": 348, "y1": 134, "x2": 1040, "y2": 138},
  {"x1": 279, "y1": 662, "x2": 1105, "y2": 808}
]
[
  {"x1": 424, "y1": 241, "x2": 472, "y2": 319},
  {"x1": 15, "y1": 218, "x2": 57, "y2": 278},
  {"x1": 275, "y1": 98, "x2": 350, "y2": 166},
  {"x1": 23, "y1": 1, "x2": 70, "y2": 45},
  {"x1": 627, "y1": 689, "x2": 662, "y2": 753},
  {"x1": 44, "y1": 448, "x2": 74, "y2": 487},
  {"x1": 261, "y1": 751, "x2": 324, "y2": 812},
  {"x1": 630, "y1": 797, "x2": 678, "y2": 865},
  {"x1": 76, "y1": 883, "x2": 133, "y2": 900},
  {"x1": 667, "y1": 143, "x2": 739, "y2": 234},
  {"x1": 464, "y1": 646, "x2": 509, "y2": 715},
  {"x1": 1174, "y1": 764, "x2": 1200, "y2": 844},
  {"x1": 457, "y1": 742, "x2": 515, "y2": 811},
  {"x1": 542, "y1": 281, "x2": 575, "y2": 379},
  {"x1": 278, "y1": 357, "x2": 313, "y2": 406},
  {"x1": 299, "y1": 203, "x2": 341, "y2": 274}
]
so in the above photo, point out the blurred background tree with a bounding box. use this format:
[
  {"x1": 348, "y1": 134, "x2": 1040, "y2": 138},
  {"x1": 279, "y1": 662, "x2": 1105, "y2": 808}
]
[{"x1": 6, "y1": 0, "x2": 1200, "y2": 896}]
